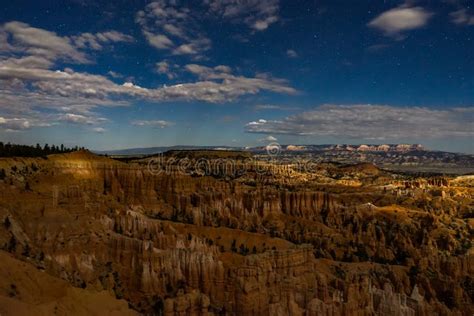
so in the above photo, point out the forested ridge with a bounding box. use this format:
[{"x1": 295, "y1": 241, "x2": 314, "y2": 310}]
[{"x1": 0, "y1": 142, "x2": 84, "y2": 157}]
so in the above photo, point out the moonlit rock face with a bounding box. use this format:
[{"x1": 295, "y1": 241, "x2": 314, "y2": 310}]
[
  {"x1": 0, "y1": 0, "x2": 473, "y2": 313},
  {"x1": 377, "y1": 144, "x2": 390, "y2": 151},
  {"x1": 0, "y1": 151, "x2": 472, "y2": 314},
  {"x1": 265, "y1": 143, "x2": 279, "y2": 151},
  {"x1": 286, "y1": 145, "x2": 306, "y2": 151}
]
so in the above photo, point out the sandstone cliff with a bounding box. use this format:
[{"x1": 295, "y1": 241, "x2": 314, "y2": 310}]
[{"x1": 0, "y1": 151, "x2": 472, "y2": 315}]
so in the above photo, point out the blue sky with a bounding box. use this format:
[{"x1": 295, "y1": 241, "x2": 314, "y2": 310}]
[{"x1": 0, "y1": 0, "x2": 473, "y2": 153}]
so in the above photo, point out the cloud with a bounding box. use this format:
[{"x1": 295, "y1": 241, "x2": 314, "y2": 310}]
[
  {"x1": 184, "y1": 63, "x2": 233, "y2": 79},
  {"x1": 0, "y1": 21, "x2": 295, "y2": 132},
  {"x1": 254, "y1": 104, "x2": 299, "y2": 111},
  {"x1": 0, "y1": 116, "x2": 31, "y2": 130},
  {"x1": 366, "y1": 43, "x2": 391, "y2": 52},
  {"x1": 136, "y1": 1, "x2": 211, "y2": 56},
  {"x1": 368, "y1": 6, "x2": 432, "y2": 37},
  {"x1": 179, "y1": 64, "x2": 297, "y2": 99},
  {"x1": 136, "y1": 0, "x2": 278, "y2": 55},
  {"x1": 259, "y1": 135, "x2": 277, "y2": 142},
  {"x1": 450, "y1": 9, "x2": 474, "y2": 25},
  {"x1": 245, "y1": 104, "x2": 474, "y2": 140},
  {"x1": 286, "y1": 49, "x2": 298, "y2": 58},
  {"x1": 0, "y1": 21, "x2": 133, "y2": 69},
  {"x1": 0, "y1": 55, "x2": 54, "y2": 69},
  {"x1": 156, "y1": 60, "x2": 180, "y2": 79},
  {"x1": 131, "y1": 119, "x2": 175, "y2": 128},
  {"x1": 0, "y1": 21, "x2": 89, "y2": 63},
  {"x1": 58, "y1": 113, "x2": 107, "y2": 125},
  {"x1": 206, "y1": 0, "x2": 279, "y2": 31},
  {"x1": 92, "y1": 127, "x2": 106, "y2": 133},
  {"x1": 0, "y1": 62, "x2": 295, "y2": 108},
  {"x1": 143, "y1": 32, "x2": 174, "y2": 49},
  {"x1": 107, "y1": 71, "x2": 123, "y2": 79},
  {"x1": 71, "y1": 31, "x2": 133, "y2": 50}
]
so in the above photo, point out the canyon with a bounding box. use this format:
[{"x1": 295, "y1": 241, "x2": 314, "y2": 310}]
[{"x1": 0, "y1": 150, "x2": 472, "y2": 315}]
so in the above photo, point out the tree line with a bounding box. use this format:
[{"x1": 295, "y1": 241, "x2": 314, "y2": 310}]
[{"x1": 0, "y1": 142, "x2": 85, "y2": 157}]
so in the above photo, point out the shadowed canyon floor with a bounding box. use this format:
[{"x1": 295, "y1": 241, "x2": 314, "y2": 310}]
[{"x1": 0, "y1": 150, "x2": 472, "y2": 315}]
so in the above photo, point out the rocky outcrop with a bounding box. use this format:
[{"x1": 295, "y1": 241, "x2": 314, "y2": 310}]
[{"x1": 0, "y1": 151, "x2": 472, "y2": 314}]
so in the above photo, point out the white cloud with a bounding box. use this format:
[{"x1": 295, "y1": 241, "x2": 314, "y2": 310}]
[
  {"x1": 131, "y1": 119, "x2": 175, "y2": 128},
  {"x1": 450, "y1": 9, "x2": 474, "y2": 26},
  {"x1": 206, "y1": 0, "x2": 279, "y2": 31},
  {"x1": 136, "y1": 0, "x2": 278, "y2": 56},
  {"x1": 156, "y1": 60, "x2": 180, "y2": 79},
  {"x1": 368, "y1": 6, "x2": 432, "y2": 37},
  {"x1": 254, "y1": 104, "x2": 298, "y2": 111},
  {"x1": 0, "y1": 62, "x2": 295, "y2": 108},
  {"x1": 122, "y1": 81, "x2": 145, "y2": 90},
  {"x1": 92, "y1": 127, "x2": 106, "y2": 133},
  {"x1": 245, "y1": 104, "x2": 474, "y2": 139},
  {"x1": 0, "y1": 56, "x2": 53, "y2": 69},
  {"x1": 286, "y1": 49, "x2": 298, "y2": 58},
  {"x1": 0, "y1": 20, "x2": 295, "y2": 132},
  {"x1": 184, "y1": 63, "x2": 233, "y2": 79},
  {"x1": 0, "y1": 21, "x2": 133, "y2": 71},
  {"x1": 107, "y1": 71, "x2": 123, "y2": 79},
  {"x1": 0, "y1": 117, "x2": 31, "y2": 130},
  {"x1": 59, "y1": 113, "x2": 107, "y2": 125},
  {"x1": 259, "y1": 135, "x2": 277, "y2": 142},
  {"x1": 143, "y1": 32, "x2": 174, "y2": 49},
  {"x1": 72, "y1": 31, "x2": 133, "y2": 50},
  {"x1": 136, "y1": 1, "x2": 211, "y2": 56},
  {"x1": 174, "y1": 64, "x2": 297, "y2": 100},
  {"x1": 0, "y1": 21, "x2": 89, "y2": 63}
]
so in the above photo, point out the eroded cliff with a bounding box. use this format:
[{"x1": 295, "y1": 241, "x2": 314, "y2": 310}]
[{"x1": 0, "y1": 151, "x2": 472, "y2": 315}]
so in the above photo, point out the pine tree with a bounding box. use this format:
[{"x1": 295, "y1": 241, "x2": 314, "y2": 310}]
[
  {"x1": 4, "y1": 217, "x2": 11, "y2": 229},
  {"x1": 7, "y1": 235, "x2": 16, "y2": 252}
]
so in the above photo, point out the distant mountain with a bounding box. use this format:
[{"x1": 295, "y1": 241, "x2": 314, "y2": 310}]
[
  {"x1": 96, "y1": 143, "x2": 471, "y2": 157},
  {"x1": 95, "y1": 144, "x2": 473, "y2": 174},
  {"x1": 249, "y1": 144, "x2": 426, "y2": 153},
  {"x1": 94, "y1": 145, "x2": 243, "y2": 156}
]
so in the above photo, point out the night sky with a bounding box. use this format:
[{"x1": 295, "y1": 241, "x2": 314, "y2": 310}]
[{"x1": 0, "y1": 0, "x2": 473, "y2": 153}]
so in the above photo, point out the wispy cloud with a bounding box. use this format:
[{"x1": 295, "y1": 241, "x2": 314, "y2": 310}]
[
  {"x1": 450, "y1": 9, "x2": 474, "y2": 25},
  {"x1": 131, "y1": 120, "x2": 175, "y2": 128},
  {"x1": 368, "y1": 5, "x2": 432, "y2": 38},
  {"x1": 245, "y1": 104, "x2": 474, "y2": 139},
  {"x1": 92, "y1": 127, "x2": 106, "y2": 133},
  {"x1": 136, "y1": 0, "x2": 279, "y2": 56},
  {"x1": 107, "y1": 70, "x2": 123, "y2": 79},
  {"x1": 156, "y1": 60, "x2": 179, "y2": 79},
  {"x1": 0, "y1": 20, "x2": 295, "y2": 132},
  {"x1": 136, "y1": 1, "x2": 211, "y2": 57},
  {"x1": 0, "y1": 116, "x2": 31, "y2": 130},
  {"x1": 286, "y1": 49, "x2": 298, "y2": 58},
  {"x1": 254, "y1": 104, "x2": 299, "y2": 111},
  {"x1": 206, "y1": 0, "x2": 280, "y2": 31},
  {"x1": 0, "y1": 21, "x2": 89, "y2": 63},
  {"x1": 0, "y1": 60, "x2": 295, "y2": 115},
  {"x1": 0, "y1": 21, "x2": 133, "y2": 66},
  {"x1": 71, "y1": 31, "x2": 133, "y2": 50},
  {"x1": 58, "y1": 113, "x2": 107, "y2": 125},
  {"x1": 366, "y1": 43, "x2": 391, "y2": 52},
  {"x1": 258, "y1": 135, "x2": 277, "y2": 142}
]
